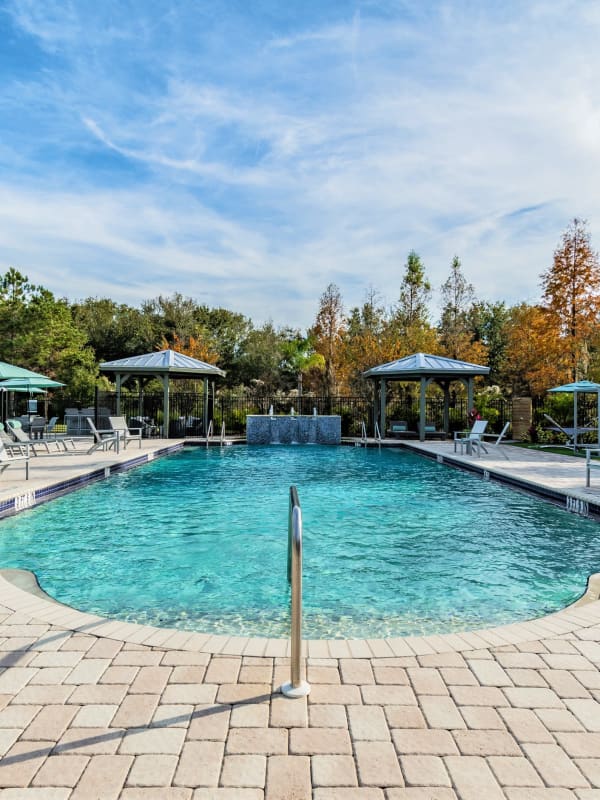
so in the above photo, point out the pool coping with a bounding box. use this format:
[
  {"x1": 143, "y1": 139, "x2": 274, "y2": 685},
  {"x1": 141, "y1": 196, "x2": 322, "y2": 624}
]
[{"x1": 2, "y1": 438, "x2": 600, "y2": 658}]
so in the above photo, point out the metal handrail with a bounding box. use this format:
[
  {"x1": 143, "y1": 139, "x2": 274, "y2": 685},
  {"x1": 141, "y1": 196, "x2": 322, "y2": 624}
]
[
  {"x1": 374, "y1": 421, "x2": 382, "y2": 446},
  {"x1": 220, "y1": 421, "x2": 226, "y2": 445},
  {"x1": 360, "y1": 420, "x2": 367, "y2": 445},
  {"x1": 281, "y1": 485, "x2": 310, "y2": 698},
  {"x1": 205, "y1": 419, "x2": 213, "y2": 448}
]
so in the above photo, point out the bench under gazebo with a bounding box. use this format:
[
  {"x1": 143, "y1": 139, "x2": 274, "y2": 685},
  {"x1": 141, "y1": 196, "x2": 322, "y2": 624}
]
[{"x1": 363, "y1": 352, "x2": 490, "y2": 441}]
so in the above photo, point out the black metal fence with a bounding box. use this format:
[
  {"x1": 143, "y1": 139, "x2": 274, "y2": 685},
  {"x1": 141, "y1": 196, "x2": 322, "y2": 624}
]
[{"x1": 43, "y1": 391, "x2": 513, "y2": 438}]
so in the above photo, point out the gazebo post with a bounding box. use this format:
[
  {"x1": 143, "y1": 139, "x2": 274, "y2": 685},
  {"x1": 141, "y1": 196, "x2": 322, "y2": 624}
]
[
  {"x1": 162, "y1": 375, "x2": 169, "y2": 437},
  {"x1": 467, "y1": 378, "x2": 474, "y2": 418},
  {"x1": 203, "y1": 377, "x2": 209, "y2": 436},
  {"x1": 380, "y1": 379, "x2": 387, "y2": 438},
  {"x1": 115, "y1": 374, "x2": 124, "y2": 416},
  {"x1": 419, "y1": 377, "x2": 426, "y2": 441},
  {"x1": 439, "y1": 380, "x2": 450, "y2": 435},
  {"x1": 373, "y1": 383, "x2": 379, "y2": 438}
]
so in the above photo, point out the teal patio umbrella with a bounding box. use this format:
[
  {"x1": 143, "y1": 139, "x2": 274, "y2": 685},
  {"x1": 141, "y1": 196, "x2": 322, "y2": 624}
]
[
  {"x1": 0, "y1": 373, "x2": 63, "y2": 423},
  {"x1": 548, "y1": 380, "x2": 600, "y2": 447}
]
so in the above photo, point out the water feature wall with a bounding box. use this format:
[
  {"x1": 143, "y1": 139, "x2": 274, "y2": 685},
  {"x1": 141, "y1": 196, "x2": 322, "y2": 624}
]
[{"x1": 246, "y1": 415, "x2": 341, "y2": 445}]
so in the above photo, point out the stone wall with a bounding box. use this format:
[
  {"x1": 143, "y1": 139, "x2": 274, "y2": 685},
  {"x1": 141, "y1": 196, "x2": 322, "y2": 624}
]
[{"x1": 246, "y1": 415, "x2": 341, "y2": 445}]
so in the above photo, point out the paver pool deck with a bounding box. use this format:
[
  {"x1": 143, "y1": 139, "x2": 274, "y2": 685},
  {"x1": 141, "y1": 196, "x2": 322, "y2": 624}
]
[{"x1": 0, "y1": 438, "x2": 599, "y2": 797}]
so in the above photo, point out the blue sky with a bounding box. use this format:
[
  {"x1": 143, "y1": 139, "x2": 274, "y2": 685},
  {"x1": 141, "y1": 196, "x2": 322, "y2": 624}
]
[{"x1": 1, "y1": 0, "x2": 600, "y2": 329}]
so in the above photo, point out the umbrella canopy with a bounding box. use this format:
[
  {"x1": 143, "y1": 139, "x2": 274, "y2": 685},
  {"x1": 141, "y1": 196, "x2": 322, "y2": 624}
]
[
  {"x1": 548, "y1": 380, "x2": 600, "y2": 393},
  {"x1": 0, "y1": 361, "x2": 59, "y2": 381},
  {"x1": 547, "y1": 380, "x2": 600, "y2": 447},
  {"x1": 1, "y1": 386, "x2": 47, "y2": 394},
  {"x1": 0, "y1": 377, "x2": 64, "y2": 389}
]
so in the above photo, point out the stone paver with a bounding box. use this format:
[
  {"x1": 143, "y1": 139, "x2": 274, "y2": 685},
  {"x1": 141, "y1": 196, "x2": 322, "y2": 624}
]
[{"x1": 0, "y1": 443, "x2": 598, "y2": 795}]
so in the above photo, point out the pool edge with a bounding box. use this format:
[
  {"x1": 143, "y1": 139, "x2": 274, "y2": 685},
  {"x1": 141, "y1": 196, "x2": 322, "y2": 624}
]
[{"x1": 1, "y1": 568, "x2": 600, "y2": 659}]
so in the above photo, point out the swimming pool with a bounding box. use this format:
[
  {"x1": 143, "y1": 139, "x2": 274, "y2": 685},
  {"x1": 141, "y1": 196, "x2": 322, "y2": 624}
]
[{"x1": 0, "y1": 445, "x2": 599, "y2": 638}]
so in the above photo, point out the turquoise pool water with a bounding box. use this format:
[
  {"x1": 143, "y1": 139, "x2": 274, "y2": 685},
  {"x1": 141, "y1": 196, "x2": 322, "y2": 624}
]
[{"x1": 0, "y1": 445, "x2": 599, "y2": 638}]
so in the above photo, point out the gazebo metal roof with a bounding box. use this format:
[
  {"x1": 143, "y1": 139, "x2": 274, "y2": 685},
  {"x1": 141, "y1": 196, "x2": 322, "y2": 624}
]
[
  {"x1": 363, "y1": 352, "x2": 490, "y2": 380},
  {"x1": 100, "y1": 349, "x2": 225, "y2": 378},
  {"x1": 363, "y1": 352, "x2": 490, "y2": 441},
  {"x1": 99, "y1": 349, "x2": 225, "y2": 438}
]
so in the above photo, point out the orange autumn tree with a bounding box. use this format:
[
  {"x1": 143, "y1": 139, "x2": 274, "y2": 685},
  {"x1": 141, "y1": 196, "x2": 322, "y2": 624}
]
[
  {"x1": 342, "y1": 289, "x2": 397, "y2": 392},
  {"x1": 503, "y1": 303, "x2": 567, "y2": 397},
  {"x1": 541, "y1": 218, "x2": 600, "y2": 381},
  {"x1": 159, "y1": 332, "x2": 220, "y2": 365}
]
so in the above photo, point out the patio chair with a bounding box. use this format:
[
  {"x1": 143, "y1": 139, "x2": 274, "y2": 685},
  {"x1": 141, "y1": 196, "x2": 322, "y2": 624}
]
[
  {"x1": 0, "y1": 439, "x2": 29, "y2": 480},
  {"x1": 386, "y1": 421, "x2": 418, "y2": 439},
  {"x1": 29, "y1": 416, "x2": 47, "y2": 439},
  {"x1": 541, "y1": 413, "x2": 597, "y2": 448},
  {"x1": 45, "y1": 417, "x2": 80, "y2": 452},
  {"x1": 5, "y1": 419, "x2": 61, "y2": 455},
  {"x1": 86, "y1": 417, "x2": 119, "y2": 455},
  {"x1": 472, "y1": 421, "x2": 511, "y2": 459},
  {"x1": 453, "y1": 419, "x2": 488, "y2": 456},
  {"x1": 0, "y1": 423, "x2": 30, "y2": 457},
  {"x1": 108, "y1": 416, "x2": 143, "y2": 449}
]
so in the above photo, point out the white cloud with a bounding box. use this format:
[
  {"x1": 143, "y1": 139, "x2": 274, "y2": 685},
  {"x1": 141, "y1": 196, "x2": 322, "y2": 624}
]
[{"x1": 3, "y1": 1, "x2": 600, "y2": 329}]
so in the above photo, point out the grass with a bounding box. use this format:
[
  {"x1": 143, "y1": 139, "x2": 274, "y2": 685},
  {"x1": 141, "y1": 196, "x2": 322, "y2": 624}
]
[{"x1": 511, "y1": 442, "x2": 599, "y2": 458}]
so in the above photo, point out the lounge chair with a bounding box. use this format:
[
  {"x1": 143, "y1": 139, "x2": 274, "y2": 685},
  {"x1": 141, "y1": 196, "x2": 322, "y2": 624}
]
[
  {"x1": 0, "y1": 423, "x2": 30, "y2": 457},
  {"x1": 0, "y1": 440, "x2": 29, "y2": 480},
  {"x1": 472, "y1": 421, "x2": 511, "y2": 458},
  {"x1": 424, "y1": 425, "x2": 446, "y2": 440},
  {"x1": 86, "y1": 417, "x2": 119, "y2": 454},
  {"x1": 542, "y1": 413, "x2": 597, "y2": 449},
  {"x1": 5, "y1": 420, "x2": 61, "y2": 455},
  {"x1": 44, "y1": 417, "x2": 80, "y2": 452},
  {"x1": 108, "y1": 416, "x2": 143, "y2": 449},
  {"x1": 387, "y1": 420, "x2": 418, "y2": 439},
  {"x1": 453, "y1": 419, "x2": 488, "y2": 455}
]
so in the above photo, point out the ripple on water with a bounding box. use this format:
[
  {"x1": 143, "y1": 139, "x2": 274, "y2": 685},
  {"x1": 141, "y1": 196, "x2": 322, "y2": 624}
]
[{"x1": 0, "y1": 445, "x2": 598, "y2": 638}]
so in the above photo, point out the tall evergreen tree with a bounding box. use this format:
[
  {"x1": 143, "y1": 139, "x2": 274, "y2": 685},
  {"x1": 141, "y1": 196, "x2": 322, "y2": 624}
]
[
  {"x1": 438, "y1": 256, "x2": 484, "y2": 363},
  {"x1": 391, "y1": 251, "x2": 436, "y2": 353}
]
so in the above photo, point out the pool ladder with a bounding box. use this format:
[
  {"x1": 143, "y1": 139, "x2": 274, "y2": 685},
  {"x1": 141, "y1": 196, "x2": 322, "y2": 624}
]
[
  {"x1": 205, "y1": 420, "x2": 229, "y2": 448},
  {"x1": 281, "y1": 486, "x2": 310, "y2": 698},
  {"x1": 357, "y1": 420, "x2": 382, "y2": 447}
]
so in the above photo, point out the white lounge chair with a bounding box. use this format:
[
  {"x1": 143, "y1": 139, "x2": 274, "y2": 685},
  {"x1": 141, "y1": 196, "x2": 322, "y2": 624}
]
[
  {"x1": 472, "y1": 421, "x2": 511, "y2": 458},
  {"x1": 453, "y1": 419, "x2": 488, "y2": 455},
  {"x1": 108, "y1": 416, "x2": 143, "y2": 450},
  {"x1": 86, "y1": 418, "x2": 119, "y2": 454},
  {"x1": 0, "y1": 440, "x2": 29, "y2": 480},
  {"x1": 5, "y1": 420, "x2": 61, "y2": 455}
]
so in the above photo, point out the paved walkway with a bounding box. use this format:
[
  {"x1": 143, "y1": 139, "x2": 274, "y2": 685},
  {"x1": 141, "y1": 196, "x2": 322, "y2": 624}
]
[{"x1": 0, "y1": 439, "x2": 599, "y2": 797}]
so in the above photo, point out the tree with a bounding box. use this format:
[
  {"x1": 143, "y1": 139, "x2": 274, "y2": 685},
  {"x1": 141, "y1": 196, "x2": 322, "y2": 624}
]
[
  {"x1": 72, "y1": 298, "x2": 155, "y2": 362},
  {"x1": 438, "y1": 256, "x2": 486, "y2": 364},
  {"x1": 279, "y1": 332, "x2": 324, "y2": 395},
  {"x1": 541, "y1": 218, "x2": 600, "y2": 381},
  {"x1": 467, "y1": 301, "x2": 510, "y2": 385},
  {"x1": 0, "y1": 269, "x2": 97, "y2": 394},
  {"x1": 343, "y1": 288, "x2": 394, "y2": 392},
  {"x1": 390, "y1": 252, "x2": 437, "y2": 354},
  {"x1": 311, "y1": 283, "x2": 346, "y2": 396},
  {"x1": 503, "y1": 303, "x2": 566, "y2": 397}
]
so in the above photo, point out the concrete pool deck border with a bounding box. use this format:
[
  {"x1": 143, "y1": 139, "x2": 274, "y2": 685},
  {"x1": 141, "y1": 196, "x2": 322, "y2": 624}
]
[{"x1": 0, "y1": 438, "x2": 600, "y2": 658}]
